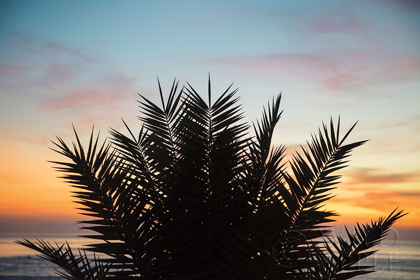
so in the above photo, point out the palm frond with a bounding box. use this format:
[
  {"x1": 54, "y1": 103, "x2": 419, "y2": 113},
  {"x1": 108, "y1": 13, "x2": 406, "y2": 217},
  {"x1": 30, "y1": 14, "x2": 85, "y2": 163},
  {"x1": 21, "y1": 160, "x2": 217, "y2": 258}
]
[
  {"x1": 49, "y1": 128, "x2": 147, "y2": 277},
  {"x1": 314, "y1": 208, "x2": 407, "y2": 279},
  {"x1": 15, "y1": 238, "x2": 107, "y2": 280},
  {"x1": 281, "y1": 119, "x2": 367, "y2": 238},
  {"x1": 215, "y1": 117, "x2": 369, "y2": 278},
  {"x1": 17, "y1": 78, "x2": 405, "y2": 280}
]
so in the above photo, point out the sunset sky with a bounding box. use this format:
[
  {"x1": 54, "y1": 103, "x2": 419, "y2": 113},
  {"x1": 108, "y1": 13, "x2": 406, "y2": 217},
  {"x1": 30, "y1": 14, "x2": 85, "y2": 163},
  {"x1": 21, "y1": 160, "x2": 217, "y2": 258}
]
[{"x1": 0, "y1": 0, "x2": 419, "y2": 235}]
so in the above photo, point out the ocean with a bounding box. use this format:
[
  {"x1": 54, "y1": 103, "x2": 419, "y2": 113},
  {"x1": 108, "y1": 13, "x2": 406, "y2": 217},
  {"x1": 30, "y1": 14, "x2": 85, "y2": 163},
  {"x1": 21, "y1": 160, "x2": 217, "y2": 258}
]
[
  {"x1": 0, "y1": 234, "x2": 419, "y2": 279},
  {"x1": 0, "y1": 235, "x2": 89, "y2": 280}
]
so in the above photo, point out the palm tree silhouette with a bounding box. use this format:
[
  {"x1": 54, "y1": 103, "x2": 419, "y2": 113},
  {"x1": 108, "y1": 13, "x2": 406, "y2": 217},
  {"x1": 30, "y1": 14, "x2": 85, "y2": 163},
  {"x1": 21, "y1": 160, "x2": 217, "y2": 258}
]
[{"x1": 17, "y1": 78, "x2": 405, "y2": 279}]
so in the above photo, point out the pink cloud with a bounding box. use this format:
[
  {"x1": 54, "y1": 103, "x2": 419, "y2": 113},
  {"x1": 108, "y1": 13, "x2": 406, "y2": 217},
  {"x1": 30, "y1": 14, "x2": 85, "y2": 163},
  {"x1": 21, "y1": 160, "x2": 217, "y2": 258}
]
[
  {"x1": 301, "y1": 6, "x2": 383, "y2": 47},
  {"x1": 208, "y1": 50, "x2": 420, "y2": 92},
  {"x1": 0, "y1": 65, "x2": 26, "y2": 80},
  {"x1": 323, "y1": 73, "x2": 358, "y2": 91},
  {"x1": 323, "y1": 56, "x2": 420, "y2": 91},
  {"x1": 47, "y1": 63, "x2": 73, "y2": 79},
  {"x1": 40, "y1": 89, "x2": 123, "y2": 111},
  {"x1": 39, "y1": 74, "x2": 137, "y2": 112},
  {"x1": 305, "y1": 9, "x2": 372, "y2": 35},
  {"x1": 3, "y1": 33, "x2": 138, "y2": 114}
]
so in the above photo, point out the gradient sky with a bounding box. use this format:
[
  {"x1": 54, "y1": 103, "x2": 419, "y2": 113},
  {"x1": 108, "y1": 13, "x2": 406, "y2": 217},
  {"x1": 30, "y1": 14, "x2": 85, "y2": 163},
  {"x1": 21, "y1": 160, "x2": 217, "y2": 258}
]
[{"x1": 1, "y1": 0, "x2": 419, "y2": 235}]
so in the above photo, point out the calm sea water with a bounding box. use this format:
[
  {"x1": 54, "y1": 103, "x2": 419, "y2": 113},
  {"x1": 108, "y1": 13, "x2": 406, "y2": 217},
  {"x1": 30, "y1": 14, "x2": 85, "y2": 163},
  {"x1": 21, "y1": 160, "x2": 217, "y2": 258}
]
[
  {"x1": 0, "y1": 235, "x2": 419, "y2": 279},
  {"x1": 0, "y1": 235, "x2": 89, "y2": 280}
]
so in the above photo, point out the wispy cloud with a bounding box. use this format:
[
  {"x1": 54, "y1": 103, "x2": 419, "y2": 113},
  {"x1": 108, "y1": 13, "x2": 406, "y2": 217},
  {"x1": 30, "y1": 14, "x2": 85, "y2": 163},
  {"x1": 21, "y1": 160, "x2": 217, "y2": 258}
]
[
  {"x1": 323, "y1": 56, "x2": 420, "y2": 91},
  {"x1": 1, "y1": 32, "x2": 108, "y2": 89},
  {"x1": 345, "y1": 167, "x2": 420, "y2": 185},
  {"x1": 207, "y1": 51, "x2": 420, "y2": 92},
  {"x1": 10, "y1": 31, "x2": 103, "y2": 63},
  {"x1": 321, "y1": 166, "x2": 420, "y2": 214},
  {"x1": 40, "y1": 89, "x2": 125, "y2": 112},
  {"x1": 304, "y1": 8, "x2": 372, "y2": 36},
  {"x1": 40, "y1": 41, "x2": 103, "y2": 63},
  {"x1": 39, "y1": 74, "x2": 137, "y2": 112},
  {"x1": 47, "y1": 63, "x2": 73, "y2": 80},
  {"x1": 0, "y1": 65, "x2": 26, "y2": 79},
  {"x1": 0, "y1": 31, "x2": 142, "y2": 133},
  {"x1": 341, "y1": 190, "x2": 420, "y2": 212},
  {"x1": 207, "y1": 3, "x2": 420, "y2": 93},
  {"x1": 1, "y1": 31, "x2": 139, "y2": 113}
]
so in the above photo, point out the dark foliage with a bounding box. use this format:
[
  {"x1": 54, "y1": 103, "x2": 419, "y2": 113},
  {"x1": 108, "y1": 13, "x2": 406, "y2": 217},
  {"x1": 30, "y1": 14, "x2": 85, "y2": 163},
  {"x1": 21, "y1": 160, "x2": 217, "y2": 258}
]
[{"x1": 17, "y1": 78, "x2": 405, "y2": 279}]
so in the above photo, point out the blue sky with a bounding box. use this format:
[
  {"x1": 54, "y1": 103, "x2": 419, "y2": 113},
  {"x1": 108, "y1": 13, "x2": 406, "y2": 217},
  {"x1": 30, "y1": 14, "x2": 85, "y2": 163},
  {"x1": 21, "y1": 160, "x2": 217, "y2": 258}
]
[{"x1": 0, "y1": 0, "x2": 420, "y2": 232}]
